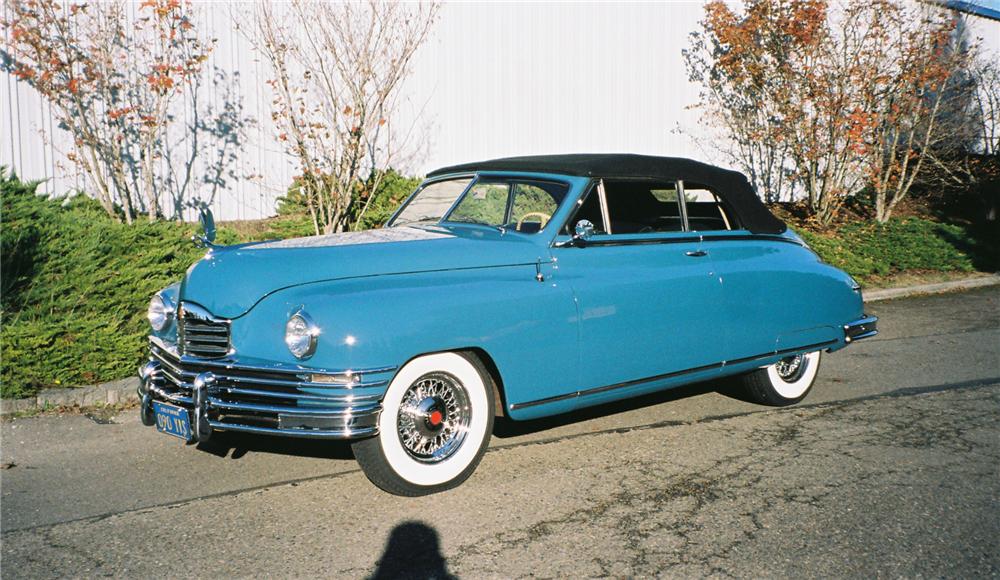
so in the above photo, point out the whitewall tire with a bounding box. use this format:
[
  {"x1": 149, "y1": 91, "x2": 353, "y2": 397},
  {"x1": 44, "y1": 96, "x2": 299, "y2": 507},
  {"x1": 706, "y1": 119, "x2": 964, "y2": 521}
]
[
  {"x1": 740, "y1": 351, "x2": 822, "y2": 406},
  {"x1": 352, "y1": 351, "x2": 495, "y2": 496}
]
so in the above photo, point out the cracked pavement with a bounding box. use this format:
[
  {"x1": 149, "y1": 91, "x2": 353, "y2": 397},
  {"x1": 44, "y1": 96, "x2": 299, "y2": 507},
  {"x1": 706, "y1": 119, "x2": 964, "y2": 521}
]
[{"x1": 2, "y1": 287, "x2": 999, "y2": 578}]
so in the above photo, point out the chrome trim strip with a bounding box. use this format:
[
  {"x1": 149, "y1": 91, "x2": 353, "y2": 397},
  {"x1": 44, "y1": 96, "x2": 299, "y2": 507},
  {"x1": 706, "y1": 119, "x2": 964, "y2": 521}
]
[
  {"x1": 149, "y1": 336, "x2": 397, "y2": 379},
  {"x1": 676, "y1": 179, "x2": 690, "y2": 232},
  {"x1": 148, "y1": 384, "x2": 193, "y2": 405},
  {"x1": 207, "y1": 398, "x2": 379, "y2": 416},
  {"x1": 597, "y1": 179, "x2": 612, "y2": 235},
  {"x1": 509, "y1": 339, "x2": 838, "y2": 411},
  {"x1": 207, "y1": 421, "x2": 378, "y2": 439},
  {"x1": 150, "y1": 348, "x2": 389, "y2": 390},
  {"x1": 217, "y1": 386, "x2": 382, "y2": 403},
  {"x1": 575, "y1": 234, "x2": 803, "y2": 248}
]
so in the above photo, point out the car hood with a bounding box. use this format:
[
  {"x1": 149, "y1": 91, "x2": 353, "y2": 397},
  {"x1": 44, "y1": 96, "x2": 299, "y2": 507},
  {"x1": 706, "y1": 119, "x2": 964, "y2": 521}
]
[{"x1": 181, "y1": 226, "x2": 546, "y2": 319}]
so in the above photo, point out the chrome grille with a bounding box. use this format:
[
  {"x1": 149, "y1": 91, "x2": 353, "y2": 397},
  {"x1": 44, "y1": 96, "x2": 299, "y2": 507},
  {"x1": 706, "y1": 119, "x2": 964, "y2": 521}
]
[
  {"x1": 179, "y1": 302, "x2": 231, "y2": 358},
  {"x1": 143, "y1": 336, "x2": 393, "y2": 438}
]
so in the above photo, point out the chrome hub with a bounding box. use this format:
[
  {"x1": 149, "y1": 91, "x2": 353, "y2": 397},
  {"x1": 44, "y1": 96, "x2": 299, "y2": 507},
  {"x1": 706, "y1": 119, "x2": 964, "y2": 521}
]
[
  {"x1": 775, "y1": 354, "x2": 806, "y2": 382},
  {"x1": 397, "y1": 372, "x2": 471, "y2": 463}
]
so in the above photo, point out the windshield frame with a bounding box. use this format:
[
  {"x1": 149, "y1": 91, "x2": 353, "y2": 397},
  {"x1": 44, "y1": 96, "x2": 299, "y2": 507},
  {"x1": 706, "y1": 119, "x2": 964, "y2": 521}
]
[{"x1": 439, "y1": 173, "x2": 573, "y2": 234}]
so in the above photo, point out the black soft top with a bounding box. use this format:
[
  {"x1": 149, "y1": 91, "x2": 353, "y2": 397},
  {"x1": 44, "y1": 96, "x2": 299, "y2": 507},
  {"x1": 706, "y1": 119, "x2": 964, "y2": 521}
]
[{"x1": 428, "y1": 153, "x2": 786, "y2": 234}]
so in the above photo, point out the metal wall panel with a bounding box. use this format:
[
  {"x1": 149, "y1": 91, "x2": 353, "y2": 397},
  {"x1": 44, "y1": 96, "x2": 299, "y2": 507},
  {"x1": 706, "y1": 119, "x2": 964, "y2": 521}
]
[{"x1": 3, "y1": 2, "x2": 997, "y2": 220}]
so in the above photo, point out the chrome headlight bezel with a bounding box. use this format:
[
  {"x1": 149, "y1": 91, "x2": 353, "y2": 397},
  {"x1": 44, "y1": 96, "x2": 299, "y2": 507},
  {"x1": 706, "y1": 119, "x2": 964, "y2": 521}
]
[
  {"x1": 285, "y1": 309, "x2": 320, "y2": 359},
  {"x1": 147, "y1": 293, "x2": 175, "y2": 332}
]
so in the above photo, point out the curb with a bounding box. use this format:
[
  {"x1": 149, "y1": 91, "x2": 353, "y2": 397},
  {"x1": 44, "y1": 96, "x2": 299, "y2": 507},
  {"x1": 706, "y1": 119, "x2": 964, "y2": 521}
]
[
  {"x1": 863, "y1": 274, "x2": 1000, "y2": 302},
  {"x1": 3, "y1": 275, "x2": 998, "y2": 417},
  {"x1": 2, "y1": 377, "x2": 139, "y2": 417}
]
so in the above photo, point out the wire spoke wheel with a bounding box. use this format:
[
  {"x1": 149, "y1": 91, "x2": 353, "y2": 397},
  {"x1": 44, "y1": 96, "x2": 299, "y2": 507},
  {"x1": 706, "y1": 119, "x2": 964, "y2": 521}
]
[
  {"x1": 351, "y1": 352, "x2": 495, "y2": 496},
  {"x1": 774, "y1": 354, "x2": 807, "y2": 382},
  {"x1": 397, "y1": 372, "x2": 471, "y2": 463}
]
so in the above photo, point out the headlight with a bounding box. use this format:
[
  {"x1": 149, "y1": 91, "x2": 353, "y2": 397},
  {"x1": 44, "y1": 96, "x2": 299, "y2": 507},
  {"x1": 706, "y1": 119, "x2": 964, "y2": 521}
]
[
  {"x1": 147, "y1": 294, "x2": 174, "y2": 332},
  {"x1": 285, "y1": 310, "x2": 319, "y2": 359}
]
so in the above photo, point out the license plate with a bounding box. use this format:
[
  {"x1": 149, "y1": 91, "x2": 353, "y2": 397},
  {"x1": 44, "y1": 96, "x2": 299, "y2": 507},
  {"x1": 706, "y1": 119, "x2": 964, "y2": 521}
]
[{"x1": 153, "y1": 401, "x2": 192, "y2": 441}]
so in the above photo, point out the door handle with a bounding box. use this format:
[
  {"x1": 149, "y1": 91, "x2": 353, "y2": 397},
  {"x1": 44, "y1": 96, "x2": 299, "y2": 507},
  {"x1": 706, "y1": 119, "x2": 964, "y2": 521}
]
[{"x1": 685, "y1": 250, "x2": 708, "y2": 257}]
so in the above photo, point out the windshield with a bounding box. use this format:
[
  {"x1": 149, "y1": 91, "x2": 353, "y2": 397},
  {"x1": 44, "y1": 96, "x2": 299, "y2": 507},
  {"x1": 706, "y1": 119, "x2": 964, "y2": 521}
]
[
  {"x1": 445, "y1": 178, "x2": 570, "y2": 233},
  {"x1": 390, "y1": 177, "x2": 473, "y2": 227}
]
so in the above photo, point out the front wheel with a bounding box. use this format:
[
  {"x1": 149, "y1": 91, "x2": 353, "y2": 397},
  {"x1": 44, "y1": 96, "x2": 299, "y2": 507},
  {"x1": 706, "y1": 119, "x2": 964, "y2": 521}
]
[
  {"x1": 352, "y1": 352, "x2": 495, "y2": 496},
  {"x1": 740, "y1": 351, "x2": 822, "y2": 406}
]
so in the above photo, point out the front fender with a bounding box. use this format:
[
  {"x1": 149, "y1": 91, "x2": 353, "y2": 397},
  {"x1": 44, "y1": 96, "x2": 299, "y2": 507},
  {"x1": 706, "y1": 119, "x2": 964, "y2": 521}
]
[{"x1": 229, "y1": 265, "x2": 580, "y2": 417}]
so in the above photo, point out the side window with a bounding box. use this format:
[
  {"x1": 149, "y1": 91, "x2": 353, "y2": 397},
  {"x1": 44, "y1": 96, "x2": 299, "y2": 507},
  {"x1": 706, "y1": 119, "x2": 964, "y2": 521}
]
[
  {"x1": 562, "y1": 183, "x2": 607, "y2": 235},
  {"x1": 683, "y1": 185, "x2": 734, "y2": 231},
  {"x1": 603, "y1": 180, "x2": 683, "y2": 234},
  {"x1": 448, "y1": 181, "x2": 509, "y2": 226},
  {"x1": 511, "y1": 183, "x2": 566, "y2": 233}
]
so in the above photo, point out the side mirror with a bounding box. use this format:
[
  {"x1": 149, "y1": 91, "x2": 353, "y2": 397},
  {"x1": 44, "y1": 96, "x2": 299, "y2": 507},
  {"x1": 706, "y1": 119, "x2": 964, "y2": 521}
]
[
  {"x1": 574, "y1": 219, "x2": 595, "y2": 241},
  {"x1": 555, "y1": 220, "x2": 594, "y2": 248},
  {"x1": 193, "y1": 207, "x2": 217, "y2": 248},
  {"x1": 554, "y1": 219, "x2": 596, "y2": 248}
]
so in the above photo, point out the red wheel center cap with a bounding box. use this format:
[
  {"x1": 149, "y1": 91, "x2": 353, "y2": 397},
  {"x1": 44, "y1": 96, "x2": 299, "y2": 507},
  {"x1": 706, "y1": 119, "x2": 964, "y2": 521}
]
[{"x1": 428, "y1": 410, "x2": 443, "y2": 426}]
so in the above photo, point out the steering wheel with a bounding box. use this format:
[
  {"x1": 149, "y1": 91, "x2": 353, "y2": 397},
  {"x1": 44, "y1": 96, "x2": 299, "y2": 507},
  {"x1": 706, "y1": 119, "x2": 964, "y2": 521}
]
[{"x1": 516, "y1": 212, "x2": 552, "y2": 231}]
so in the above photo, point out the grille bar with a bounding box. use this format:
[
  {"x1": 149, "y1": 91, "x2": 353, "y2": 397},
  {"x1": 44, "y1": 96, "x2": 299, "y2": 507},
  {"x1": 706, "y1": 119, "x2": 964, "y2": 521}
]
[{"x1": 179, "y1": 302, "x2": 232, "y2": 358}]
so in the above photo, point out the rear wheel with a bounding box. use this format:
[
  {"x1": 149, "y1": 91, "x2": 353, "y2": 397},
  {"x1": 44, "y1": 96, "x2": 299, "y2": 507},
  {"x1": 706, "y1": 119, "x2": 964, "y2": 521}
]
[
  {"x1": 740, "y1": 351, "x2": 822, "y2": 406},
  {"x1": 352, "y1": 352, "x2": 495, "y2": 496}
]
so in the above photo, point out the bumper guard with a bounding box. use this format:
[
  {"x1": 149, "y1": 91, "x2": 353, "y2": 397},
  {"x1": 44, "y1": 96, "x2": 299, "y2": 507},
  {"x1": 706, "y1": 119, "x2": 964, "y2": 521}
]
[{"x1": 844, "y1": 314, "x2": 878, "y2": 343}]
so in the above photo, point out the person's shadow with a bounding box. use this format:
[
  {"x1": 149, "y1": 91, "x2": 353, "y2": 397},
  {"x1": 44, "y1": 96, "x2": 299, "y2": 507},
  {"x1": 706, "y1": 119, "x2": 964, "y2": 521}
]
[{"x1": 370, "y1": 521, "x2": 455, "y2": 580}]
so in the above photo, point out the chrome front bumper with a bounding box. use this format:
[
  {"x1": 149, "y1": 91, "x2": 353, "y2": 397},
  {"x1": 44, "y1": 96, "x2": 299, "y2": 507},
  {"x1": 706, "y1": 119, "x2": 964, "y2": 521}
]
[
  {"x1": 138, "y1": 337, "x2": 396, "y2": 442},
  {"x1": 844, "y1": 314, "x2": 878, "y2": 343}
]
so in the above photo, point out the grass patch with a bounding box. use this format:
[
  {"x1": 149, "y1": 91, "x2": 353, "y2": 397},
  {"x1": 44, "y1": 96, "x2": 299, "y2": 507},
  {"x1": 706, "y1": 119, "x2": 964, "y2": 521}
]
[{"x1": 796, "y1": 217, "x2": 996, "y2": 285}]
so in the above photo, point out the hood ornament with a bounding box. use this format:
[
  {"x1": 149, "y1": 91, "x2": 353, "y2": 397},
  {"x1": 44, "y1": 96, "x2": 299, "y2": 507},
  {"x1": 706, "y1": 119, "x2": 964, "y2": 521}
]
[{"x1": 192, "y1": 207, "x2": 217, "y2": 249}]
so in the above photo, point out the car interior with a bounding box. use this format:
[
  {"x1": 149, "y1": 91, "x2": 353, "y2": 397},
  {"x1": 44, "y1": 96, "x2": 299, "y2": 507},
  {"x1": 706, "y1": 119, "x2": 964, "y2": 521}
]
[{"x1": 563, "y1": 180, "x2": 736, "y2": 235}]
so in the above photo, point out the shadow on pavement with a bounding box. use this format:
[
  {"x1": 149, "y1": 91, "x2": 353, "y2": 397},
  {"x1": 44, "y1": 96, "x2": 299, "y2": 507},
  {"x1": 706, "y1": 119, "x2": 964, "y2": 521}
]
[
  {"x1": 194, "y1": 431, "x2": 355, "y2": 460},
  {"x1": 369, "y1": 521, "x2": 455, "y2": 580}
]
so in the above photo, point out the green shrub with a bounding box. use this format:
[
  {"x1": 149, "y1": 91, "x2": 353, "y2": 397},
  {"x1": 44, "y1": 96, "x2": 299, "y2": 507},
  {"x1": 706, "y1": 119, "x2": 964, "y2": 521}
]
[
  {"x1": 800, "y1": 217, "x2": 982, "y2": 283},
  {"x1": 1, "y1": 172, "x2": 206, "y2": 398},
  {"x1": 1, "y1": 170, "x2": 422, "y2": 399}
]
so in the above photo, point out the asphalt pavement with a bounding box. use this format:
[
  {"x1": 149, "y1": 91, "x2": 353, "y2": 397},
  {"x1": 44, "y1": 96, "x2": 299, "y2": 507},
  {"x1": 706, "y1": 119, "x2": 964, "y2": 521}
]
[{"x1": 2, "y1": 286, "x2": 998, "y2": 578}]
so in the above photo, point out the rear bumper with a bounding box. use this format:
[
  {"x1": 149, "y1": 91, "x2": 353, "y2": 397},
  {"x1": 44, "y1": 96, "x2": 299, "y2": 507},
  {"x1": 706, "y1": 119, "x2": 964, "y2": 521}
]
[
  {"x1": 844, "y1": 314, "x2": 878, "y2": 343},
  {"x1": 138, "y1": 337, "x2": 395, "y2": 442}
]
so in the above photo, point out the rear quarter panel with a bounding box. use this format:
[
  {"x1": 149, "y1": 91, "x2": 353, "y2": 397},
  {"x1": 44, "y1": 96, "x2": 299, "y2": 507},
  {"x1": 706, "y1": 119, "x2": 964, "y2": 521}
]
[{"x1": 707, "y1": 232, "x2": 863, "y2": 361}]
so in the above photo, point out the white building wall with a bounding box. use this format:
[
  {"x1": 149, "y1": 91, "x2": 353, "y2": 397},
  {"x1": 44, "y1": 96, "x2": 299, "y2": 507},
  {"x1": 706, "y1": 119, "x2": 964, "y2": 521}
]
[{"x1": 2, "y1": 2, "x2": 997, "y2": 220}]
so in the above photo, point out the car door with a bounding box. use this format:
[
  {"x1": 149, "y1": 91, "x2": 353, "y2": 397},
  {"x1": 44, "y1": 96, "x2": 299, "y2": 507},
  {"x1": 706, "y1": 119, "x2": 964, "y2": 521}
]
[{"x1": 550, "y1": 180, "x2": 726, "y2": 408}]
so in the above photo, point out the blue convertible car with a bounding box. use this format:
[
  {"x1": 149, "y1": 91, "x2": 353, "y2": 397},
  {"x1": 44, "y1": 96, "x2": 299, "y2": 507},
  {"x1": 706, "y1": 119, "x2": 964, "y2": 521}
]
[{"x1": 139, "y1": 154, "x2": 877, "y2": 495}]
